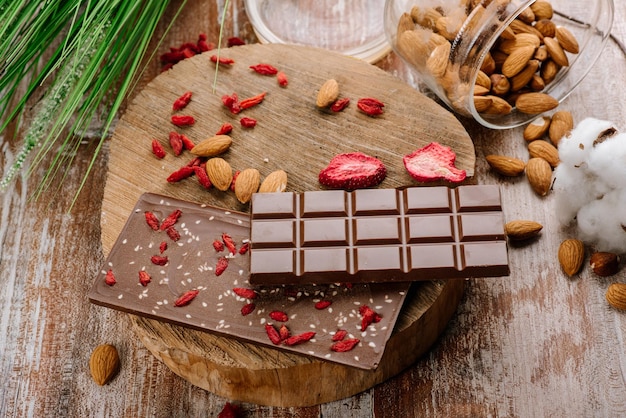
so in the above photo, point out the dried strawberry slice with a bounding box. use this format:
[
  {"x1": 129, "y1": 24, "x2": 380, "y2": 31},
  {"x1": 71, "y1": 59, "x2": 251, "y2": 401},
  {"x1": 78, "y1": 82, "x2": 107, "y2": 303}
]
[
  {"x1": 403, "y1": 142, "x2": 466, "y2": 183},
  {"x1": 318, "y1": 152, "x2": 386, "y2": 190}
]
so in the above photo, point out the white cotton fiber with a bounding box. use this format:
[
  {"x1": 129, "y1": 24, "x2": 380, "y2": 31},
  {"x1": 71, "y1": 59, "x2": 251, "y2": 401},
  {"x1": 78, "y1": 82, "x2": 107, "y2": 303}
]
[{"x1": 557, "y1": 118, "x2": 616, "y2": 167}]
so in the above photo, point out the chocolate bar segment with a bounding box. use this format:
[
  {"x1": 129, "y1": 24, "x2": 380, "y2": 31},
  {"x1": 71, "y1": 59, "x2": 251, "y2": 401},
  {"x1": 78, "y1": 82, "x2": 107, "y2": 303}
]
[{"x1": 249, "y1": 185, "x2": 509, "y2": 285}]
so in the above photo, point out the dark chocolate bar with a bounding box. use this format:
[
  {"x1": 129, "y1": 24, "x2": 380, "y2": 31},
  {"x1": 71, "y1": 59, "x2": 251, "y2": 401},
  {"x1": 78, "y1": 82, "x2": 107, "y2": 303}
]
[{"x1": 249, "y1": 185, "x2": 509, "y2": 285}]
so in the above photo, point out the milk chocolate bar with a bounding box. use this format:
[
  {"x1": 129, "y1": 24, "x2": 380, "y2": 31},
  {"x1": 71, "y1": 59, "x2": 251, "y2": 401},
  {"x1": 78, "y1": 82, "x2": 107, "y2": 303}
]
[{"x1": 249, "y1": 185, "x2": 509, "y2": 285}]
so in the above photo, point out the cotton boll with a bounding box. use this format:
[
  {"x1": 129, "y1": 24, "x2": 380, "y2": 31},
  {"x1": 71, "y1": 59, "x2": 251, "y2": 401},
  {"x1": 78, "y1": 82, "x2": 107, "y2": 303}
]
[
  {"x1": 557, "y1": 118, "x2": 616, "y2": 167},
  {"x1": 553, "y1": 163, "x2": 592, "y2": 224},
  {"x1": 586, "y1": 132, "x2": 626, "y2": 190},
  {"x1": 576, "y1": 189, "x2": 626, "y2": 253}
]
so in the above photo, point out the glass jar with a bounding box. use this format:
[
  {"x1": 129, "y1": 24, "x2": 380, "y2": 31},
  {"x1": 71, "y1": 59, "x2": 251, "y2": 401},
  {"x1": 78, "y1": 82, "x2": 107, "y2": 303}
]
[
  {"x1": 245, "y1": 0, "x2": 391, "y2": 63},
  {"x1": 384, "y1": 0, "x2": 614, "y2": 129}
]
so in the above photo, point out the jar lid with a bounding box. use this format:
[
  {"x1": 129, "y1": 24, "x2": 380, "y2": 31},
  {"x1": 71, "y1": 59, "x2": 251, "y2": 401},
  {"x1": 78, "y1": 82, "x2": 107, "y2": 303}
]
[{"x1": 244, "y1": 0, "x2": 391, "y2": 63}]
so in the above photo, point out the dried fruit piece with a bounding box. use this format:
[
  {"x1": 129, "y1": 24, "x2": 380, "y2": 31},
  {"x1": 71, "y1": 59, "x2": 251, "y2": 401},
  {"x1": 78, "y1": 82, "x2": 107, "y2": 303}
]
[
  {"x1": 172, "y1": 91, "x2": 192, "y2": 111},
  {"x1": 193, "y1": 165, "x2": 212, "y2": 189},
  {"x1": 318, "y1": 152, "x2": 387, "y2": 190},
  {"x1": 222, "y1": 233, "x2": 237, "y2": 254},
  {"x1": 160, "y1": 209, "x2": 182, "y2": 230},
  {"x1": 279, "y1": 324, "x2": 290, "y2": 341},
  {"x1": 174, "y1": 289, "x2": 200, "y2": 307},
  {"x1": 332, "y1": 329, "x2": 348, "y2": 342},
  {"x1": 89, "y1": 344, "x2": 120, "y2": 386},
  {"x1": 169, "y1": 132, "x2": 184, "y2": 156},
  {"x1": 259, "y1": 170, "x2": 287, "y2": 193},
  {"x1": 159, "y1": 241, "x2": 168, "y2": 253},
  {"x1": 250, "y1": 63, "x2": 278, "y2": 75},
  {"x1": 316, "y1": 79, "x2": 340, "y2": 108},
  {"x1": 213, "y1": 239, "x2": 225, "y2": 252},
  {"x1": 359, "y1": 305, "x2": 382, "y2": 331},
  {"x1": 222, "y1": 93, "x2": 241, "y2": 114},
  {"x1": 180, "y1": 134, "x2": 195, "y2": 151},
  {"x1": 403, "y1": 142, "x2": 466, "y2": 183},
  {"x1": 590, "y1": 252, "x2": 620, "y2": 277},
  {"x1": 357, "y1": 97, "x2": 385, "y2": 116},
  {"x1": 505, "y1": 220, "x2": 543, "y2": 241},
  {"x1": 215, "y1": 122, "x2": 233, "y2": 135},
  {"x1": 283, "y1": 331, "x2": 316, "y2": 346},
  {"x1": 238, "y1": 242, "x2": 250, "y2": 255},
  {"x1": 166, "y1": 226, "x2": 180, "y2": 242},
  {"x1": 167, "y1": 166, "x2": 195, "y2": 183},
  {"x1": 330, "y1": 98, "x2": 350, "y2": 112},
  {"x1": 205, "y1": 158, "x2": 233, "y2": 191},
  {"x1": 234, "y1": 168, "x2": 260, "y2": 204},
  {"x1": 330, "y1": 338, "x2": 360, "y2": 352},
  {"x1": 241, "y1": 303, "x2": 255, "y2": 316},
  {"x1": 171, "y1": 115, "x2": 195, "y2": 126},
  {"x1": 151, "y1": 139, "x2": 166, "y2": 159},
  {"x1": 314, "y1": 300, "x2": 332, "y2": 310},
  {"x1": 145, "y1": 211, "x2": 160, "y2": 230},
  {"x1": 190, "y1": 135, "x2": 232, "y2": 157},
  {"x1": 150, "y1": 255, "x2": 168, "y2": 266},
  {"x1": 485, "y1": 155, "x2": 526, "y2": 177},
  {"x1": 210, "y1": 55, "x2": 235, "y2": 65},
  {"x1": 606, "y1": 283, "x2": 626, "y2": 310},
  {"x1": 239, "y1": 92, "x2": 266, "y2": 110},
  {"x1": 240, "y1": 117, "x2": 257, "y2": 128},
  {"x1": 265, "y1": 323, "x2": 282, "y2": 345},
  {"x1": 558, "y1": 239, "x2": 585, "y2": 277},
  {"x1": 269, "y1": 310, "x2": 289, "y2": 322},
  {"x1": 277, "y1": 71, "x2": 288, "y2": 87},
  {"x1": 215, "y1": 257, "x2": 229, "y2": 276},
  {"x1": 104, "y1": 269, "x2": 116, "y2": 286},
  {"x1": 233, "y1": 287, "x2": 257, "y2": 299}
]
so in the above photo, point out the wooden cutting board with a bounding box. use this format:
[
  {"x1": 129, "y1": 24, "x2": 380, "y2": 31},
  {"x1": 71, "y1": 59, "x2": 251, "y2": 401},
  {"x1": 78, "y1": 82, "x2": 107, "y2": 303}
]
[{"x1": 100, "y1": 44, "x2": 473, "y2": 407}]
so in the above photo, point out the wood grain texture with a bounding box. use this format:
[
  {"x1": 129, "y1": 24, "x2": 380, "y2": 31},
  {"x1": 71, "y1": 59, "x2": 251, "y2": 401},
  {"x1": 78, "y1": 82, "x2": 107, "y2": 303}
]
[{"x1": 1, "y1": 0, "x2": 626, "y2": 416}]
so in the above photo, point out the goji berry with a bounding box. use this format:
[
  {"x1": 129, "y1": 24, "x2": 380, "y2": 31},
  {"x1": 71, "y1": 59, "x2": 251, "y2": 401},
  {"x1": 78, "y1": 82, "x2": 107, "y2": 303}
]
[
  {"x1": 314, "y1": 300, "x2": 332, "y2": 310},
  {"x1": 151, "y1": 139, "x2": 166, "y2": 159},
  {"x1": 240, "y1": 117, "x2": 257, "y2": 128},
  {"x1": 169, "y1": 132, "x2": 184, "y2": 156},
  {"x1": 171, "y1": 115, "x2": 195, "y2": 126},
  {"x1": 277, "y1": 71, "x2": 288, "y2": 87},
  {"x1": 167, "y1": 166, "x2": 195, "y2": 184},
  {"x1": 357, "y1": 97, "x2": 384, "y2": 116},
  {"x1": 180, "y1": 134, "x2": 195, "y2": 151},
  {"x1": 139, "y1": 270, "x2": 151, "y2": 286},
  {"x1": 197, "y1": 39, "x2": 213, "y2": 53},
  {"x1": 213, "y1": 239, "x2": 225, "y2": 252},
  {"x1": 359, "y1": 305, "x2": 382, "y2": 331},
  {"x1": 279, "y1": 324, "x2": 290, "y2": 341},
  {"x1": 180, "y1": 42, "x2": 199, "y2": 54},
  {"x1": 104, "y1": 269, "x2": 116, "y2": 286},
  {"x1": 215, "y1": 257, "x2": 229, "y2": 276},
  {"x1": 238, "y1": 242, "x2": 249, "y2": 255},
  {"x1": 160, "y1": 209, "x2": 182, "y2": 230},
  {"x1": 330, "y1": 98, "x2": 350, "y2": 112},
  {"x1": 222, "y1": 233, "x2": 237, "y2": 254},
  {"x1": 145, "y1": 211, "x2": 160, "y2": 230},
  {"x1": 159, "y1": 241, "x2": 168, "y2": 253},
  {"x1": 269, "y1": 310, "x2": 288, "y2": 322},
  {"x1": 265, "y1": 324, "x2": 282, "y2": 345},
  {"x1": 186, "y1": 156, "x2": 203, "y2": 167},
  {"x1": 172, "y1": 91, "x2": 193, "y2": 111},
  {"x1": 284, "y1": 331, "x2": 316, "y2": 346},
  {"x1": 221, "y1": 93, "x2": 240, "y2": 114},
  {"x1": 230, "y1": 170, "x2": 240, "y2": 192},
  {"x1": 194, "y1": 165, "x2": 212, "y2": 189},
  {"x1": 241, "y1": 303, "x2": 255, "y2": 316},
  {"x1": 250, "y1": 63, "x2": 278, "y2": 75},
  {"x1": 181, "y1": 48, "x2": 195, "y2": 59},
  {"x1": 239, "y1": 92, "x2": 266, "y2": 110},
  {"x1": 233, "y1": 287, "x2": 257, "y2": 299},
  {"x1": 215, "y1": 123, "x2": 233, "y2": 135},
  {"x1": 166, "y1": 226, "x2": 180, "y2": 242},
  {"x1": 330, "y1": 338, "x2": 360, "y2": 352},
  {"x1": 227, "y1": 37, "x2": 246, "y2": 47},
  {"x1": 332, "y1": 329, "x2": 348, "y2": 342},
  {"x1": 151, "y1": 255, "x2": 168, "y2": 266},
  {"x1": 174, "y1": 289, "x2": 200, "y2": 307},
  {"x1": 160, "y1": 50, "x2": 185, "y2": 64},
  {"x1": 210, "y1": 55, "x2": 235, "y2": 65}
]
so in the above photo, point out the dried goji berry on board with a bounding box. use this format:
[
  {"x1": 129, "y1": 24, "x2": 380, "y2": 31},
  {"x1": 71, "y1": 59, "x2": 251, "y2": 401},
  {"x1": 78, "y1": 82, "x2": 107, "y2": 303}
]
[
  {"x1": 357, "y1": 97, "x2": 384, "y2": 116},
  {"x1": 330, "y1": 98, "x2": 350, "y2": 112},
  {"x1": 210, "y1": 55, "x2": 235, "y2": 65},
  {"x1": 104, "y1": 269, "x2": 116, "y2": 286},
  {"x1": 222, "y1": 233, "x2": 237, "y2": 254},
  {"x1": 279, "y1": 324, "x2": 290, "y2": 341},
  {"x1": 239, "y1": 92, "x2": 266, "y2": 109},
  {"x1": 193, "y1": 165, "x2": 212, "y2": 189},
  {"x1": 250, "y1": 63, "x2": 278, "y2": 75},
  {"x1": 330, "y1": 338, "x2": 360, "y2": 352},
  {"x1": 160, "y1": 209, "x2": 182, "y2": 230},
  {"x1": 277, "y1": 71, "x2": 288, "y2": 87},
  {"x1": 265, "y1": 323, "x2": 282, "y2": 345},
  {"x1": 171, "y1": 115, "x2": 195, "y2": 126},
  {"x1": 159, "y1": 241, "x2": 168, "y2": 253},
  {"x1": 332, "y1": 329, "x2": 348, "y2": 342},
  {"x1": 166, "y1": 226, "x2": 180, "y2": 242},
  {"x1": 227, "y1": 37, "x2": 246, "y2": 47},
  {"x1": 283, "y1": 331, "x2": 316, "y2": 346},
  {"x1": 215, "y1": 257, "x2": 229, "y2": 276},
  {"x1": 151, "y1": 139, "x2": 166, "y2": 159},
  {"x1": 315, "y1": 300, "x2": 332, "y2": 310},
  {"x1": 359, "y1": 305, "x2": 382, "y2": 331},
  {"x1": 238, "y1": 242, "x2": 249, "y2": 255},
  {"x1": 172, "y1": 91, "x2": 193, "y2": 111},
  {"x1": 233, "y1": 287, "x2": 257, "y2": 299},
  {"x1": 240, "y1": 117, "x2": 257, "y2": 128},
  {"x1": 169, "y1": 132, "x2": 184, "y2": 156},
  {"x1": 215, "y1": 122, "x2": 233, "y2": 135},
  {"x1": 145, "y1": 211, "x2": 160, "y2": 230},
  {"x1": 150, "y1": 255, "x2": 168, "y2": 266},
  {"x1": 221, "y1": 93, "x2": 241, "y2": 114},
  {"x1": 139, "y1": 271, "x2": 152, "y2": 286},
  {"x1": 213, "y1": 239, "x2": 225, "y2": 252},
  {"x1": 174, "y1": 289, "x2": 200, "y2": 307},
  {"x1": 269, "y1": 310, "x2": 288, "y2": 322},
  {"x1": 230, "y1": 171, "x2": 240, "y2": 192},
  {"x1": 241, "y1": 303, "x2": 256, "y2": 316},
  {"x1": 180, "y1": 134, "x2": 195, "y2": 151}
]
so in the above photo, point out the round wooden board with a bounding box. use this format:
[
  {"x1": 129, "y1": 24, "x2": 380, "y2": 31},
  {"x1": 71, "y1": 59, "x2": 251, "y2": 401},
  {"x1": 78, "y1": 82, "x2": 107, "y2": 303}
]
[{"x1": 101, "y1": 44, "x2": 473, "y2": 407}]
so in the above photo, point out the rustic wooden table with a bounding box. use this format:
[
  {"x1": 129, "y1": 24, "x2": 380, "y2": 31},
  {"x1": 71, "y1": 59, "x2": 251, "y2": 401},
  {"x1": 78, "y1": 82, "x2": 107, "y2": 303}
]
[{"x1": 1, "y1": 1, "x2": 625, "y2": 417}]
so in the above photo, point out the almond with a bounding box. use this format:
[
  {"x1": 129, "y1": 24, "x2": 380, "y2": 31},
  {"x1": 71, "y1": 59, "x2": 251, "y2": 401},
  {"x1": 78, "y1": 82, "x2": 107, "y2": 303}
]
[
  {"x1": 515, "y1": 92, "x2": 559, "y2": 114},
  {"x1": 205, "y1": 157, "x2": 233, "y2": 191},
  {"x1": 234, "y1": 168, "x2": 260, "y2": 203},
  {"x1": 482, "y1": 95, "x2": 512, "y2": 115},
  {"x1": 606, "y1": 283, "x2": 626, "y2": 310},
  {"x1": 534, "y1": 19, "x2": 556, "y2": 38},
  {"x1": 485, "y1": 155, "x2": 525, "y2": 176},
  {"x1": 528, "y1": 140, "x2": 560, "y2": 167},
  {"x1": 89, "y1": 344, "x2": 120, "y2": 386},
  {"x1": 397, "y1": 12, "x2": 415, "y2": 34},
  {"x1": 540, "y1": 59, "x2": 560, "y2": 84},
  {"x1": 523, "y1": 116, "x2": 551, "y2": 141},
  {"x1": 474, "y1": 96, "x2": 493, "y2": 113},
  {"x1": 556, "y1": 26, "x2": 580, "y2": 54},
  {"x1": 316, "y1": 79, "x2": 340, "y2": 108},
  {"x1": 509, "y1": 59, "x2": 539, "y2": 92},
  {"x1": 558, "y1": 238, "x2": 585, "y2": 277},
  {"x1": 526, "y1": 157, "x2": 552, "y2": 196},
  {"x1": 548, "y1": 110, "x2": 574, "y2": 145},
  {"x1": 489, "y1": 73, "x2": 510, "y2": 96},
  {"x1": 543, "y1": 37, "x2": 569, "y2": 67},
  {"x1": 475, "y1": 70, "x2": 492, "y2": 90},
  {"x1": 509, "y1": 20, "x2": 544, "y2": 40},
  {"x1": 502, "y1": 45, "x2": 536, "y2": 78},
  {"x1": 426, "y1": 42, "x2": 451, "y2": 78},
  {"x1": 190, "y1": 135, "x2": 232, "y2": 157},
  {"x1": 530, "y1": 1, "x2": 553, "y2": 20},
  {"x1": 259, "y1": 170, "x2": 288, "y2": 193},
  {"x1": 590, "y1": 252, "x2": 620, "y2": 277},
  {"x1": 505, "y1": 220, "x2": 543, "y2": 241}
]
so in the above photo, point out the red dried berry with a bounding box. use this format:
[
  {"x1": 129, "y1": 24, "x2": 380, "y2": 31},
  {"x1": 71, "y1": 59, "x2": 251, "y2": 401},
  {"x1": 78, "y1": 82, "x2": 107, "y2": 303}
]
[
  {"x1": 269, "y1": 310, "x2": 289, "y2": 322},
  {"x1": 227, "y1": 37, "x2": 246, "y2": 47},
  {"x1": 277, "y1": 71, "x2": 288, "y2": 87},
  {"x1": 151, "y1": 139, "x2": 166, "y2": 159},
  {"x1": 160, "y1": 209, "x2": 182, "y2": 230},
  {"x1": 166, "y1": 226, "x2": 180, "y2": 242},
  {"x1": 238, "y1": 242, "x2": 250, "y2": 255},
  {"x1": 240, "y1": 117, "x2": 257, "y2": 128},
  {"x1": 233, "y1": 287, "x2": 257, "y2": 299},
  {"x1": 284, "y1": 331, "x2": 316, "y2": 346},
  {"x1": 215, "y1": 122, "x2": 233, "y2": 135},
  {"x1": 145, "y1": 211, "x2": 160, "y2": 230},
  {"x1": 169, "y1": 132, "x2": 184, "y2": 156},
  {"x1": 174, "y1": 289, "x2": 200, "y2": 307},
  {"x1": 221, "y1": 93, "x2": 241, "y2": 114},
  {"x1": 330, "y1": 98, "x2": 350, "y2": 112},
  {"x1": 210, "y1": 55, "x2": 235, "y2": 65},
  {"x1": 279, "y1": 324, "x2": 290, "y2": 341},
  {"x1": 357, "y1": 97, "x2": 385, "y2": 116},
  {"x1": 250, "y1": 63, "x2": 278, "y2": 75},
  {"x1": 172, "y1": 91, "x2": 192, "y2": 111},
  {"x1": 230, "y1": 170, "x2": 240, "y2": 192},
  {"x1": 194, "y1": 165, "x2": 212, "y2": 189},
  {"x1": 197, "y1": 39, "x2": 212, "y2": 53},
  {"x1": 318, "y1": 152, "x2": 387, "y2": 190},
  {"x1": 159, "y1": 241, "x2": 168, "y2": 253},
  {"x1": 215, "y1": 257, "x2": 229, "y2": 276},
  {"x1": 239, "y1": 92, "x2": 266, "y2": 110},
  {"x1": 167, "y1": 166, "x2": 195, "y2": 183},
  {"x1": 330, "y1": 338, "x2": 360, "y2": 352},
  {"x1": 213, "y1": 239, "x2": 225, "y2": 252},
  {"x1": 314, "y1": 300, "x2": 332, "y2": 310},
  {"x1": 139, "y1": 271, "x2": 151, "y2": 286},
  {"x1": 151, "y1": 255, "x2": 168, "y2": 266},
  {"x1": 186, "y1": 156, "x2": 203, "y2": 167},
  {"x1": 171, "y1": 115, "x2": 195, "y2": 126},
  {"x1": 104, "y1": 269, "x2": 116, "y2": 286},
  {"x1": 180, "y1": 134, "x2": 195, "y2": 151},
  {"x1": 403, "y1": 142, "x2": 467, "y2": 183},
  {"x1": 241, "y1": 303, "x2": 256, "y2": 316},
  {"x1": 222, "y1": 233, "x2": 237, "y2": 254},
  {"x1": 332, "y1": 329, "x2": 348, "y2": 342},
  {"x1": 265, "y1": 323, "x2": 282, "y2": 345},
  {"x1": 359, "y1": 305, "x2": 382, "y2": 331}
]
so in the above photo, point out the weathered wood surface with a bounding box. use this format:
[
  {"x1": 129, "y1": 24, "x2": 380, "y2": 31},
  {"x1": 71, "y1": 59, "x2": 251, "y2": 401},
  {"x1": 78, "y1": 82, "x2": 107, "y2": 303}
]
[{"x1": 1, "y1": 0, "x2": 626, "y2": 416}]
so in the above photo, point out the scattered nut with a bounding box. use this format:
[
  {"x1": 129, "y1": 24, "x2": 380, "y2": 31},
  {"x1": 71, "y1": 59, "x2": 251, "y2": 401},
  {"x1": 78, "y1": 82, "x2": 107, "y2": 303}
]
[
  {"x1": 89, "y1": 344, "x2": 120, "y2": 386},
  {"x1": 590, "y1": 252, "x2": 620, "y2": 277},
  {"x1": 505, "y1": 220, "x2": 543, "y2": 241},
  {"x1": 558, "y1": 239, "x2": 585, "y2": 277},
  {"x1": 606, "y1": 283, "x2": 626, "y2": 310}
]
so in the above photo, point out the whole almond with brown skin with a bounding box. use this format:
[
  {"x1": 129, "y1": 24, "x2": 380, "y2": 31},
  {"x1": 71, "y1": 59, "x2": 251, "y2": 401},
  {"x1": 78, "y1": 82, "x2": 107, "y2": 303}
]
[
  {"x1": 485, "y1": 155, "x2": 525, "y2": 176},
  {"x1": 259, "y1": 170, "x2": 288, "y2": 193},
  {"x1": 530, "y1": 1, "x2": 553, "y2": 20},
  {"x1": 234, "y1": 168, "x2": 260, "y2": 204},
  {"x1": 606, "y1": 283, "x2": 626, "y2": 310},
  {"x1": 191, "y1": 135, "x2": 232, "y2": 157},
  {"x1": 89, "y1": 344, "x2": 120, "y2": 386},
  {"x1": 483, "y1": 95, "x2": 512, "y2": 115},
  {"x1": 544, "y1": 37, "x2": 569, "y2": 67},
  {"x1": 505, "y1": 220, "x2": 543, "y2": 241},
  {"x1": 205, "y1": 158, "x2": 233, "y2": 191},
  {"x1": 316, "y1": 79, "x2": 339, "y2": 108},
  {"x1": 528, "y1": 140, "x2": 560, "y2": 167},
  {"x1": 558, "y1": 239, "x2": 585, "y2": 277},
  {"x1": 549, "y1": 110, "x2": 574, "y2": 145},
  {"x1": 590, "y1": 252, "x2": 620, "y2": 277},
  {"x1": 474, "y1": 96, "x2": 493, "y2": 112},
  {"x1": 526, "y1": 157, "x2": 552, "y2": 196},
  {"x1": 427, "y1": 42, "x2": 451, "y2": 78},
  {"x1": 515, "y1": 93, "x2": 559, "y2": 114},
  {"x1": 556, "y1": 26, "x2": 580, "y2": 54},
  {"x1": 502, "y1": 45, "x2": 536, "y2": 78},
  {"x1": 523, "y1": 116, "x2": 551, "y2": 141}
]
